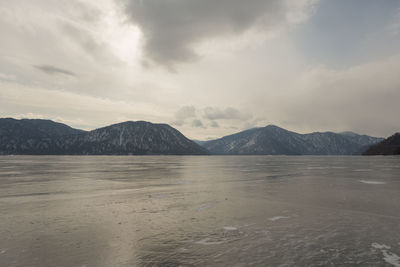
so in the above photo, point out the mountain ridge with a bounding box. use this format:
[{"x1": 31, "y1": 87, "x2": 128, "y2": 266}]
[
  {"x1": 0, "y1": 118, "x2": 387, "y2": 155},
  {"x1": 0, "y1": 118, "x2": 208, "y2": 155},
  {"x1": 201, "y1": 124, "x2": 383, "y2": 155}
]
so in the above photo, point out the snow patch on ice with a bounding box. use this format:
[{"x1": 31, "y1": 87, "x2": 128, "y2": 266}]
[
  {"x1": 372, "y1": 243, "x2": 391, "y2": 250},
  {"x1": 382, "y1": 251, "x2": 400, "y2": 267},
  {"x1": 195, "y1": 238, "x2": 225, "y2": 245},
  {"x1": 269, "y1": 216, "x2": 289, "y2": 221},
  {"x1": 372, "y1": 243, "x2": 400, "y2": 266},
  {"x1": 360, "y1": 180, "x2": 386, "y2": 185},
  {"x1": 223, "y1": 226, "x2": 237, "y2": 231}
]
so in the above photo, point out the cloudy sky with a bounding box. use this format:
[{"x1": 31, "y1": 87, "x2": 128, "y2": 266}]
[{"x1": 1, "y1": 0, "x2": 399, "y2": 139}]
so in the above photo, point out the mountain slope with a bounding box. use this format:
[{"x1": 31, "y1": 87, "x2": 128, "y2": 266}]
[
  {"x1": 202, "y1": 125, "x2": 383, "y2": 155},
  {"x1": 338, "y1": 131, "x2": 384, "y2": 151},
  {"x1": 363, "y1": 133, "x2": 400, "y2": 155},
  {"x1": 192, "y1": 140, "x2": 207, "y2": 146},
  {"x1": 0, "y1": 118, "x2": 84, "y2": 154},
  {"x1": 53, "y1": 121, "x2": 209, "y2": 155},
  {"x1": 0, "y1": 119, "x2": 209, "y2": 155}
]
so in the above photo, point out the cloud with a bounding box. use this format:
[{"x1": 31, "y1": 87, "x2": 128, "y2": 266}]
[
  {"x1": 0, "y1": 72, "x2": 16, "y2": 82},
  {"x1": 191, "y1": 119, "x2": 205, "y2": 128},
  {"x1": 34, "y1": 64, "x2": 76, "y2": 76},
  {"x1": 203, "y1": 107, "x2": 251, "y2": 120},
  {"x1": 171, "y1": 105, "x2": 197, "y2": 126},
  {"x1": 0, "y1": 79, "x2": 168, "y2": 130},
  {"x1": 121, "y1": 0, "x2": 316, "y2": 67},
  {"x1": 57, "y1": 20, "x2": 116, "y2": 63},
  {"x1": 1, "y1": 0, "x2": 399, "y2": 141},
  {"x1": 278, "y1": 54, "x2": 400, "y2": 136},
  {"x1": 174, "y1": 105, "x2": 196, "y2": 120},
  {"x1": 388, "y1": 8, "x2": 400, "y2": 36},
  {"x1": 210, "y1": 121, "x2": 220, "y2": 128},
  {"x1": 170, "y1": 105, "x2": 254, "y2": 137}
]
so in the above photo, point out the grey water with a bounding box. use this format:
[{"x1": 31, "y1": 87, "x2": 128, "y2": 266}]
[{"x1": 0, "y1": 156, "x2": 400, "y2": 267}]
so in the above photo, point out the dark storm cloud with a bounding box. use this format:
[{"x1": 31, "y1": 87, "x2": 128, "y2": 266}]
[
  {"x1": 34, "y1": 64, "x2": 76, "y2": 76},
  {"x1": 121, "y1": 0, "x2": 291, "y2": 66}
]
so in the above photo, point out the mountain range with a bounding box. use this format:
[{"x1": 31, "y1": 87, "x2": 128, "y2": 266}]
[
  {"x1": 201, "y1": 125, "x2": 383, "y2": 155},
  {"x1": 0, "y1": 118, "x2": 208, "y2": 155},
  {"x1": 0, "y1": 118, "x2": 389, "y2": 155}
]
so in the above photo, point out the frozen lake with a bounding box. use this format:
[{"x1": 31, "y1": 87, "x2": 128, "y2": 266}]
[{"x1": 0, "y1": 156, "x2": 399, "y2": 266}]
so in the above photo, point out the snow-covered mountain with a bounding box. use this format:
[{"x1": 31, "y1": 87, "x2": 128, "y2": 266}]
[
  {"x1": 0, "y1": 118, "x2": 385, "y2": 155},
  {"x1": 202, "y1": 125, "x2": 383, "y2": 155},
  {"x1": 54, "y1": 121, "x2": 209, "y2": 155},
  {"x1": 0, "y1": 119, "x2": 208, "y2": 155},
  {"x1": 338, "y1": 131, "x2": 384, "y2": 148}
]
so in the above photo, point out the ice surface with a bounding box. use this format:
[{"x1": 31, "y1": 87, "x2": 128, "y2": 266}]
[
  {"x1": 150, "y1": 194, "x2": 168, "y2": 199},
  {"x1": 197, "y1": 204, "x2": 212, "y2": 211},
  {"x1": 1, "y1": 156, "x2": 400, "y2": 266}
]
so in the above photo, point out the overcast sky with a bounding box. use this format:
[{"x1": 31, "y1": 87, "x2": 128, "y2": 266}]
[{"x1": 1, "y1": 0, "x2": 399, "y2": 139}]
